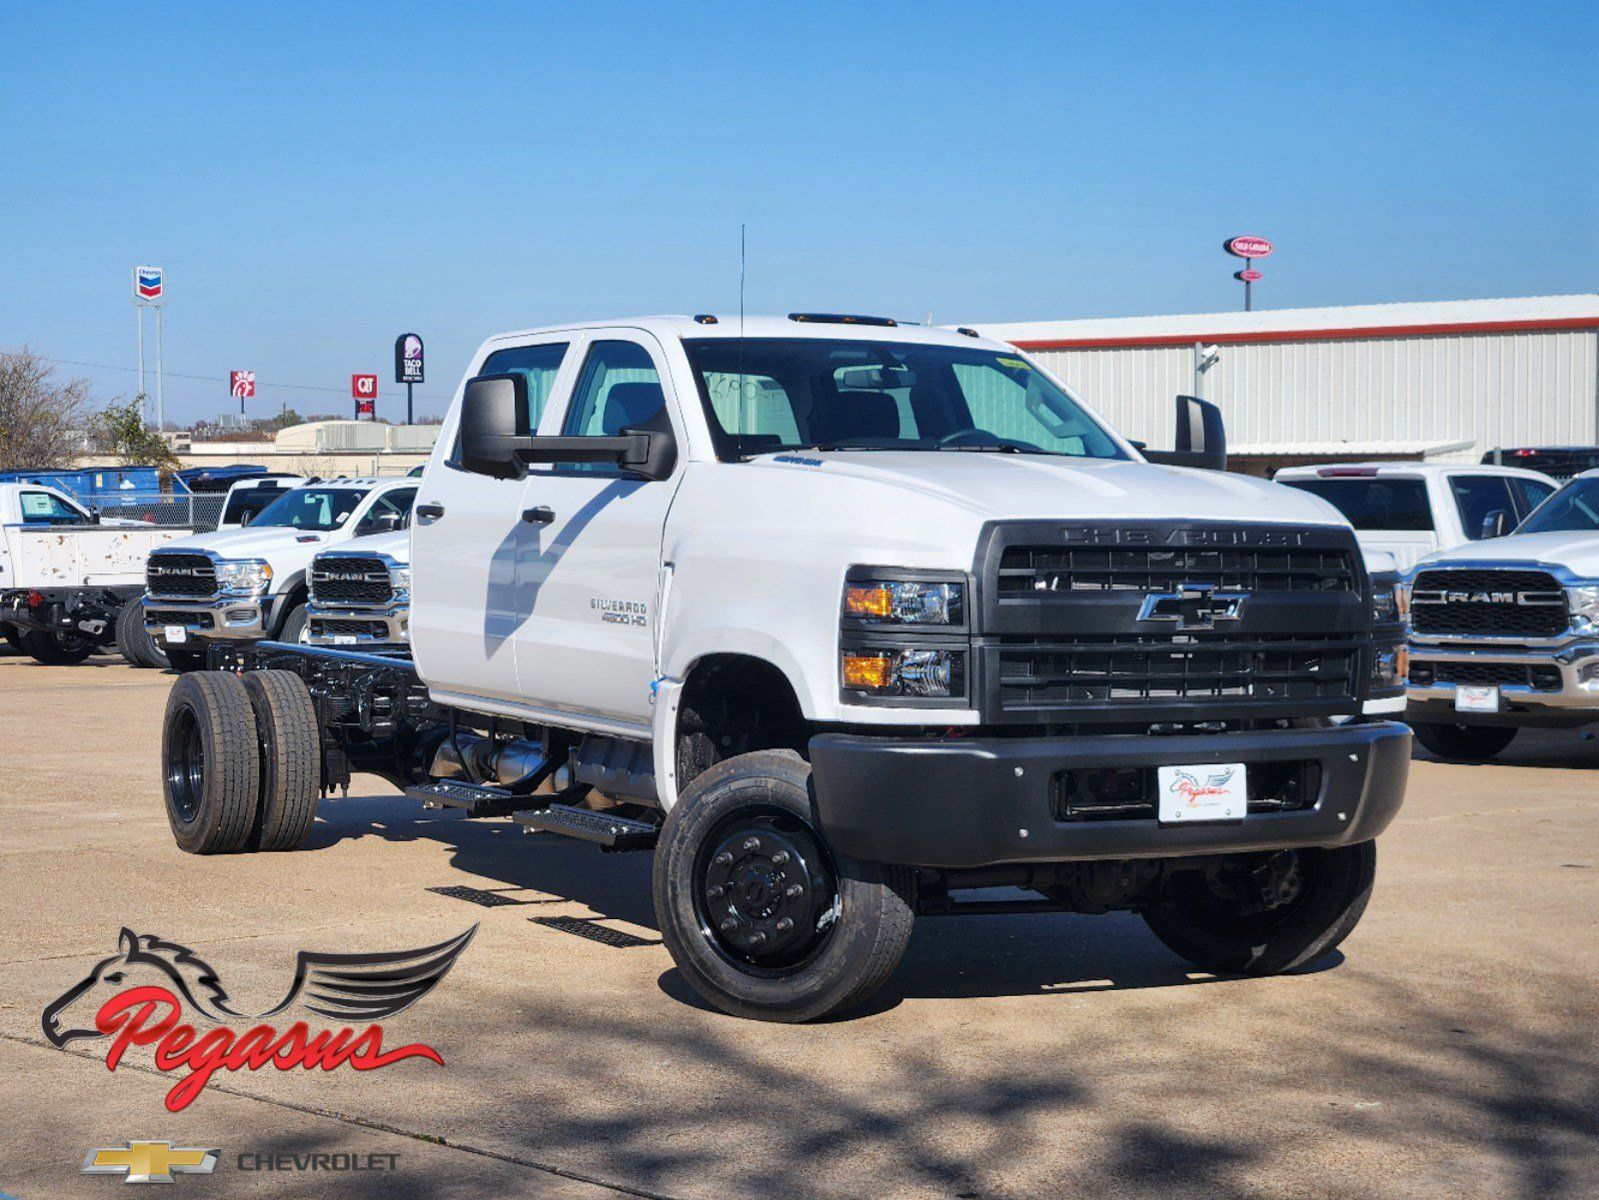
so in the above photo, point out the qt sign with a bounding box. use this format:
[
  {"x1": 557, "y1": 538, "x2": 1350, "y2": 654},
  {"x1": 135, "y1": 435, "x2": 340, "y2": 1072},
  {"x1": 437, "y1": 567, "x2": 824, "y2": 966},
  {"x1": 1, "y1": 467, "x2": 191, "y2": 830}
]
[{"x1": 351, "y1": 374, "x2": 379, "y2": 400}]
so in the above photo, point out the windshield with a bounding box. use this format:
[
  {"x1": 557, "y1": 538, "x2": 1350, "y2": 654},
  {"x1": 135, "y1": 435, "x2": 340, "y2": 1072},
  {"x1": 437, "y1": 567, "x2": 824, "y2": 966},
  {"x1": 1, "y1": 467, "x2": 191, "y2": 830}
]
[
  {"x1": 247, "y1": 487, "x2": 366, "y2": 531},
  {"x1": 1515, "y1": 477, "x2": 1599, "y2": 534},
  {"x1": 681, "y1": 338, "x2": 1127, "y2": 461}
]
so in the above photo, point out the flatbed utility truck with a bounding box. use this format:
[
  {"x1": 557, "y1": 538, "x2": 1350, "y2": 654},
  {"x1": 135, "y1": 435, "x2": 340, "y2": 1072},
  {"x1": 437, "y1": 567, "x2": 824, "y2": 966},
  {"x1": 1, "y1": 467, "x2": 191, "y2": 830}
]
[{"x1": 157, "y1": 314, "x2": 1411, "y2": 1021}]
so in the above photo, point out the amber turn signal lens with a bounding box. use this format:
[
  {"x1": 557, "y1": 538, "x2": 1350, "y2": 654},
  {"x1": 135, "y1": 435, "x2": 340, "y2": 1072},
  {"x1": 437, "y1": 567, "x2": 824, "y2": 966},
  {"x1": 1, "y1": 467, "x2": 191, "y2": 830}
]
[
  {"x1": 841, "y1": 654, "x2": 892, "y2": 690},
  {"x1": 844, "y1": 586, "x2": 893, "y2": 619}
]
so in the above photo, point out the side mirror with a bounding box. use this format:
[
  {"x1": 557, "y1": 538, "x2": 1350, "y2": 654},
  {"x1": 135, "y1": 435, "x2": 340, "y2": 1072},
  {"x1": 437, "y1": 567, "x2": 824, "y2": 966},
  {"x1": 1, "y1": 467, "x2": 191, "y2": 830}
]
[
  {"x1": 1140, "y1": 395, "x2": 1227, "y2": 471},
  {"x1": 457, "y1": 373, "x2": 677, "y2": 481},
  {"x1": 240, "y1": 511, "x2": 254, "y2": 527},
  {"x1": 459, "y1": 374, "x2": 531, "y2": 480},
  {"x1": 369, "y1": 511, "x2": 404, "y2": 534},
  {"x1": 1480, "y1": 509, "x2": 1510, "y2": 539}
]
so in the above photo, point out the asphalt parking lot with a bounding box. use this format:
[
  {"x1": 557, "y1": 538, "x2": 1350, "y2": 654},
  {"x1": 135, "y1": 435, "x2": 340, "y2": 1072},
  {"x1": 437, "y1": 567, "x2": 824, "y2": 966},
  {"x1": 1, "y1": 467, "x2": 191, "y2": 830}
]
[{"x1": 1, "y1": 652, "x2": 1595, "y2": 1200}]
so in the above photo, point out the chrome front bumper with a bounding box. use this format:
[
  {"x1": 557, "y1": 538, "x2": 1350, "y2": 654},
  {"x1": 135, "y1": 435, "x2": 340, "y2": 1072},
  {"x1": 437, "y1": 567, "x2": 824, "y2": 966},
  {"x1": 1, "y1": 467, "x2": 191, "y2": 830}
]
[
  {"x1": 305, "y1": 600, "x2": 409, "y2": 647},
  {"x1": 143, "y1": 593, "x2": 277, "y2": 643},
  {"x1": 1406, "y1": 639, "x2": 1599, "y2": 714}
]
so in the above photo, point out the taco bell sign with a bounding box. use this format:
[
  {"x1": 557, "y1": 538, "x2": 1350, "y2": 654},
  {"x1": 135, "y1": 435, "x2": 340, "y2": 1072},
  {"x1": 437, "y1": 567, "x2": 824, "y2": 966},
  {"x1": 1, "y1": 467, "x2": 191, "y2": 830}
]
[{"x1": 395, "y1": 333, "x2": 424, "y2": 384}]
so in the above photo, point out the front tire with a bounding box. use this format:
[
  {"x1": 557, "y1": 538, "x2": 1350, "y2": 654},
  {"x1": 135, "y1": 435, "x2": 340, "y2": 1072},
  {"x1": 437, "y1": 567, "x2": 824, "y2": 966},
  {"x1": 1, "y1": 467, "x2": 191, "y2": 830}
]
[
  {"x1": 20, "y1": 629, "x2": 95, "y2": 665},
  {"x1": 1411, "y1": 721, "x2": 1517, "y2": 761},
  {"x1": 653, "y1": 750, "x2": 916, "y2": 1022},
  {"x1": 277, "y1": 603, "x2": 308, "y2": 644},
  {"x1": 1, "y1": 622, "x2": 22, "y2": 653},
  {"x1": 115, "y1": 601, "x2": 169, "y2": 669},
  {"x1": 162, "y1": 672, "x2": 261, "y2": 854},
  {"x1": 1142, "y1": 842, "x2": 1377, "y2": 976}
]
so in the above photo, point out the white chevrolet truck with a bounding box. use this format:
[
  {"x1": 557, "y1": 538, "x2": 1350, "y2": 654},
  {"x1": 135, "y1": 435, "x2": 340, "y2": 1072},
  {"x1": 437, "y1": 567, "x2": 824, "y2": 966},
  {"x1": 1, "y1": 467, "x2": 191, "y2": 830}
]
[
  {"x1": 1406, "y1": 469, "x2": 1599, "y2": 759},
  {"x1": 143, "y1": 477, "x2": 417, "y2": 670},
  {"x1": 0, "y1": 482, "x2": 186, "y2": 665},
  {"x1": 154, "y1": 314, "x2": 1410, "y2": 1022}
]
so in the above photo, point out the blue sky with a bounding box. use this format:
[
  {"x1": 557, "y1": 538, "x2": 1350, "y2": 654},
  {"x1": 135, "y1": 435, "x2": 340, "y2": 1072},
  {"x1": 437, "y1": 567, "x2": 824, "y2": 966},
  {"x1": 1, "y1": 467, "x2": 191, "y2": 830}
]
[{"x1": 3, "y1": 1, "x2": 1595, "y2": 424}]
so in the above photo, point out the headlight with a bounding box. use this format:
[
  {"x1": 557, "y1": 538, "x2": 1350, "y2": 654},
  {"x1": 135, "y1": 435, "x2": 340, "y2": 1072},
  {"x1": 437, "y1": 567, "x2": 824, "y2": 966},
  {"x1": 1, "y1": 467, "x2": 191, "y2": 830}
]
[
  {"x1": 1567, "y1": 585, "x2": 1599, "y2": 632},
  {"x1": 389, "y1": 565, "x2": 411, "y2": 594},
  {"x1": 214, "y1": 559, "x2": 272, "y2": 592},
  {"x1": 843, "y1": 578, "x2": 965, "y2": 625},
  {"x1": 1370, "y1": 573, "x2": 1407, "y2": 624},
  {"x1": 841, "y1": 647, "x2": 966, "y2": 699}
]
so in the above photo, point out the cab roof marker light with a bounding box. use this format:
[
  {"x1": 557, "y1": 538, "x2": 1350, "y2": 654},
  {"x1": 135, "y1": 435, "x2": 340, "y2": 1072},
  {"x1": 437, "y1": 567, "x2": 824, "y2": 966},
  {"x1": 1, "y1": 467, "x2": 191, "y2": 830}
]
[{"x1": 693, "y1": 314, "x2": 719, "y2": 324}]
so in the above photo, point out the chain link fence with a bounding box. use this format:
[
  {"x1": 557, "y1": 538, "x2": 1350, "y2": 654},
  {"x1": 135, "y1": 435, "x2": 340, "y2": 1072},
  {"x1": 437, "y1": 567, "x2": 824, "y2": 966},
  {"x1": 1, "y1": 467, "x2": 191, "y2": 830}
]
[{"x1": 100, "y1": 491, "x2": 227, "y2": 532}]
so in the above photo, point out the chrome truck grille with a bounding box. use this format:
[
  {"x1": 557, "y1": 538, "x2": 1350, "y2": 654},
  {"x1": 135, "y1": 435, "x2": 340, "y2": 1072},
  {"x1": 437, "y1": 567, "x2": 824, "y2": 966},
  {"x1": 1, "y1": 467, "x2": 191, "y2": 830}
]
[
  {"x1": 1410, "y1": 568, "x2": 1567, "y2": 639},
  {"x1": 974, "y1": 522, "x2": 1369, "y2": 724},
  {"x1": 145, "y1": 552, "x2": 217, "y2": 598},
  {"x1": 310, "y1": 556, "x2": 393, "y2": 605}
]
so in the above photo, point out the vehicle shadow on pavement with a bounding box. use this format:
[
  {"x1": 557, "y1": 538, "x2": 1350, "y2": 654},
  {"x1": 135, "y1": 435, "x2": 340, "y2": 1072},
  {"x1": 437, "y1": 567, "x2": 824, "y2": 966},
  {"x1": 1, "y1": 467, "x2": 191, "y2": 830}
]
[{"x1": 1410, "y1": 726, "x2": 1599, "y2": 770}]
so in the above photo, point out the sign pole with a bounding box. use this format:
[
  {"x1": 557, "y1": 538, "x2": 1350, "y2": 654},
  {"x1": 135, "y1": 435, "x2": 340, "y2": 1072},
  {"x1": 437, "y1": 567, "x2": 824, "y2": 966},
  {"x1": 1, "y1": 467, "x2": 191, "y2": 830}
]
[
  {"x1": 407, "y1": 382, "x2": 413, "y2": 426},
  {"x1": 1244, "y1": 273, "x2": 1252, "y2": 313},
  {"x1": 135, "y1": 305, "x2": 146, "y2": 421},
  {"x1": 155, "y1": 305, "x2": 165, "y2": 432}
]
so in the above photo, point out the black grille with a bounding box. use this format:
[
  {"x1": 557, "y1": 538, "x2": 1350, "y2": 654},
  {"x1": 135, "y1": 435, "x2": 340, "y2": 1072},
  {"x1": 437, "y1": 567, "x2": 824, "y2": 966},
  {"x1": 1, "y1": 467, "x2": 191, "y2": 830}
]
[
  {"x1": 145, "y1": 553, "x2": 217, "y2": 598},
  {"x1": 999, "y1": 544, "x2": 1357, "y2": 596},
  {"x1": 997, "y1": 634, "x2": 1360, "y2": 709},
  {"x1": 975, "y1": 522, "x2": 1370, "y2": 722},
  {"x1": 1053, "y1": 760, "x2": 1321, "y2": 821},
  {"x1": 310, "y1": 556, "x2": 393, "y2": 605},
  {"x1": 1409, "y1": 660, "x2": 1562, "y2": 691},
  {"x1": 1411, "y1": 568, "x2": 1567, "y2": 638},
  {"x1": 145, "y1": 608, "x2": 215, "y2": 628},
  {"x1": 310, "y1": 617, "x2": 392, "y2": 639}
]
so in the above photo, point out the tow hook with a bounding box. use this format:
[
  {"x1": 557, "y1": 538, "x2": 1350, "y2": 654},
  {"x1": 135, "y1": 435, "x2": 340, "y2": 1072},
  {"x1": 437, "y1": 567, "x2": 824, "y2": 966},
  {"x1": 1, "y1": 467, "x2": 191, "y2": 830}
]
[{"x1": 1254, "y1": 850, "x2": 1303, "y2": 909}]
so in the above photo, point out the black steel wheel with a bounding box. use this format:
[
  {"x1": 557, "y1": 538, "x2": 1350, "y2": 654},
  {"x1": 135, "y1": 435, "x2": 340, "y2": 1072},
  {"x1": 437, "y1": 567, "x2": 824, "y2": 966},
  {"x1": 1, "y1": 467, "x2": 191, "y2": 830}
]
[
  {"x1": 161, "y1": 672, "x2": 261, "y2": 854},
  {"x1": 1142, "y1": 842, "x2": 1377, "y2": 976},
  {"x1": 20, "y1": 629, "x2": 95, "y2": 665},
  {"x1": 654, "y1": 749, "x2": 916, "y2": 1022}
]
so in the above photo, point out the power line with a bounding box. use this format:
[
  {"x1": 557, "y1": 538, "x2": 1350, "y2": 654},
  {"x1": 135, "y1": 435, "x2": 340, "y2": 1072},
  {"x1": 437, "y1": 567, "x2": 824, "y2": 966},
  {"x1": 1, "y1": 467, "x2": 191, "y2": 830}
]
[{"x1": 39, "y1": 355, "x2": 454, "y2": 402}]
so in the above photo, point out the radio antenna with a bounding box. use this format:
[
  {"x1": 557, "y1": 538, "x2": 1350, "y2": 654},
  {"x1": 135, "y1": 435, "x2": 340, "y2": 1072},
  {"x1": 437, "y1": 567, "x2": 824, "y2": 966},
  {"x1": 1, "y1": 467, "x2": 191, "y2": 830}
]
[{"x1": 739, "y1": 223, "x2": 747, "y2": 336}]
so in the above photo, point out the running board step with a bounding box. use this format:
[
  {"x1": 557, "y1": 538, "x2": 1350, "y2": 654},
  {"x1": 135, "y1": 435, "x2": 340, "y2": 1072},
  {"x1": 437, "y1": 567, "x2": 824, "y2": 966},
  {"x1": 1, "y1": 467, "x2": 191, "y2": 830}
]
[
  {"x1": 514, "y1": 803, "x2": 659, "y2": 851},
  {"x1": 407, "y1": 780, "x2": 525, "y2": 818}
]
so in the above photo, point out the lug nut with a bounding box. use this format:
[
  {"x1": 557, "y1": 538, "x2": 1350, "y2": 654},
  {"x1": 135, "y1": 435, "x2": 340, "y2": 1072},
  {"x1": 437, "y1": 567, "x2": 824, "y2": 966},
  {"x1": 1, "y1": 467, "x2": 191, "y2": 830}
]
[
  {"x1": 707, "y1": 885, "x2": 724, "y2": 899},
  {"x1": 742, "y1": 837, "x2": 761, "y2": 851},
  {"x1": 775, "y1": 917, "x2": 794, "y2": 933},
  {"x1": 719, "y1": 918, "x2": 738, "y2": 933},
  {"x1": 713, "y1": 852, "x2": 733, "y2": 867},
  {"x1": 770, "y1": 850, "x2": 789, "y2": 865},
  {"x1": 747, "y1": 931, "x2": 767, "y2": 946},
  {"x1": 785, "y1": 883, "x2": 803, "y2": 898}
]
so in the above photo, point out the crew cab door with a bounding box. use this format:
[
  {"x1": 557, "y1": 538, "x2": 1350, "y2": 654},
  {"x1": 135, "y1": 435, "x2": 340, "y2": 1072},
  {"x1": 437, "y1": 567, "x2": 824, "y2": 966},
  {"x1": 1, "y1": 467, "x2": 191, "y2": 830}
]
[
  {"x1": 513, "y1": 333, "x2": 683, "y2": 727},
  {"x1": 411, "y1": 339, "x2": 577, "y2": 705}
]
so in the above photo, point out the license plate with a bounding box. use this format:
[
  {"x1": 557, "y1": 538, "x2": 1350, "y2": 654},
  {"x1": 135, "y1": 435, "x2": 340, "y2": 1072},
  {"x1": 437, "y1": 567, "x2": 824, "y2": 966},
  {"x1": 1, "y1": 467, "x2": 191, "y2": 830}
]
[
  {"x1": 1157, "y1": 763, "x2": 1248, "y2": 824},
  {"x1": 164, "y1": 625, "x2": 187, "y2": 645},
  {"x1": 1455, "y1": 684, "x2": 1500, "y2": 713},
  {"x1": 332, "y1": 635, "x2": 358, "y2": 646}
]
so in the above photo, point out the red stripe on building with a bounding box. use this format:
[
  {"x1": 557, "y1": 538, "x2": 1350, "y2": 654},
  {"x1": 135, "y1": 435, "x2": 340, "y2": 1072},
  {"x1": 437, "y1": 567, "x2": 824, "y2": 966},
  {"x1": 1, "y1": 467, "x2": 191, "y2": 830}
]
[{"x1": 1007, "y1": 316, "x2": 1599, "y2": 351}]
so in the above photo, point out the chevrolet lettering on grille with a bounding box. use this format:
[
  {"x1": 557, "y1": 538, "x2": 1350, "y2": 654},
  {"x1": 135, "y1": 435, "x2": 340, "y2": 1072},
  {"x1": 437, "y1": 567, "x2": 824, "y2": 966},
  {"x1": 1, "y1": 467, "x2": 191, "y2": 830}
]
[{"x1": 1136, "y1": 584, "x2": 1248, "y2": 630}]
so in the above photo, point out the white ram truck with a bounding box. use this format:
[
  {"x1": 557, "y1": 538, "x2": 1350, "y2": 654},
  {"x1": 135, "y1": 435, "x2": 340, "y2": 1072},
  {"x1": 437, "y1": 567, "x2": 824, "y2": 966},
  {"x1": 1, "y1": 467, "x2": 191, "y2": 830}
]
[
  {"x1": 142, "y1": 477, "x2": 418, "y2": 670},
  {"x1": 1406, "y1": 469, "x2": 1599, "y2": 759},
  {"x1": 304, "y1": 530, "x2": 411, "y2": 647},
  {"x1": 154, "y1": 314, "x2": 1410, "y2": 1022},
  {"x1": 0, "y1": 482, "x2": 186, "y2": 665}
]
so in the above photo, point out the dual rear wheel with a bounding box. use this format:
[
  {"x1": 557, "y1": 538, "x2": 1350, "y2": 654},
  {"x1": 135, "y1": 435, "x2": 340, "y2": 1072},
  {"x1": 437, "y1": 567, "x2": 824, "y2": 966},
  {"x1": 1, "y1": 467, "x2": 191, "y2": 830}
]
[{"x1": 162, "y1": 670, "x2": 321, "y2": 854}]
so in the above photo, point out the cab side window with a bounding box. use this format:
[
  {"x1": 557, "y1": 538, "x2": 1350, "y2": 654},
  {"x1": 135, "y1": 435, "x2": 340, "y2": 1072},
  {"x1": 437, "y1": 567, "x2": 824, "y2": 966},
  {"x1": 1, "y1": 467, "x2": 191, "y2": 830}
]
[
  {"x1": 19, "y1": 491, "x2": 87, "y2": 525},
  {"x1": 1451, "y1": 476, "x2": 1516, "y2": 540},
  {"x1": 357, "y1": 488, "x2": 418, "y2": 535},
  {"x1": 558, "y1": 341, "x2": 666, "y2": 474},
  {"x1": 1509, "y1": 477, "x2": 1556, "y2": 521},
  {"x1": 451, "y1": 342, "x2": 570, "y2": 465}
]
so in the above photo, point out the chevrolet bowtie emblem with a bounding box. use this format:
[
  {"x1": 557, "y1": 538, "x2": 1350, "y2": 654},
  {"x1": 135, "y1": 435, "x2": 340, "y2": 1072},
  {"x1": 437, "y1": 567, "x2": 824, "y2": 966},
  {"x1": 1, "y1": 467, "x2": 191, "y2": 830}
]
[
  {"x1": 1137, "y1": 584, "x2": 1248, "y2": 630},
  {"x1": 82, "y1": 1141, "x2": 219, "y2": 1184}
]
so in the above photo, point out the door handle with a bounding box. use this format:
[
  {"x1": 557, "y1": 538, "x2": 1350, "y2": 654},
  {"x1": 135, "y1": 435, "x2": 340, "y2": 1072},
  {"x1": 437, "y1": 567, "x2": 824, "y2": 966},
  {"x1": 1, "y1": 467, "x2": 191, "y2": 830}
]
[
  {"x1": 522, "y1": 505, "x2": 555, "y2": 525},
  {"x1": 415, "y1": 501, "x2": 445, "y2": 522}
]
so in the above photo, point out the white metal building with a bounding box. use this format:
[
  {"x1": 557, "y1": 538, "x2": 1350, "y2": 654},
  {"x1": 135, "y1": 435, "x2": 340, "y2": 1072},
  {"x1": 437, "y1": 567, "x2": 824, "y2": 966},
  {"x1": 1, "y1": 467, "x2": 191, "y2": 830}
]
[{"x1": 972, "y1": 295, "x2": 1599, "y2": 474}]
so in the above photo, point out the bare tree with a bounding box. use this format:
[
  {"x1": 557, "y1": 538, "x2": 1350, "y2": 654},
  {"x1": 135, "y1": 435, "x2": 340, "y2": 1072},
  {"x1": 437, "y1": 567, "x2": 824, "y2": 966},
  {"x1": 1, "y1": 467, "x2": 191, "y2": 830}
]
[{"x1": 0, "y1": 347, "x2": 93, "y2": 470}]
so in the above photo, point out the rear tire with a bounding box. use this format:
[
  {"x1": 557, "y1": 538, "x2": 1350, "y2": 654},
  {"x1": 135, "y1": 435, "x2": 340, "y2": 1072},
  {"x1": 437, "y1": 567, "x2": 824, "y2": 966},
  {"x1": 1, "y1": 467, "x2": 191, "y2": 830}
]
[
  {"x1": 241, "y1": 670, "x2": 321, "y2": 850},
  {"x1": 1410, "y1": 721, "x2": 1517, "y2": 761},
  {"x1": 1142, "y1": 842, "x2": 1377, "y2": 976},
  {"x1": 20, "y1": 629, "x2": 95, "y2": 665},
  {"x1": 115, "y1": 601, "x2": 169, "y2": 669},
  {"x1": 1, "y1": 622, "x2": 22, "y2": 653},
  {"x1": 653, "y1": 749, "x2": 917, "y2": 1022},
  {"x1": 162, "y1": 672, "x2": 262, "y2": 854}
]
